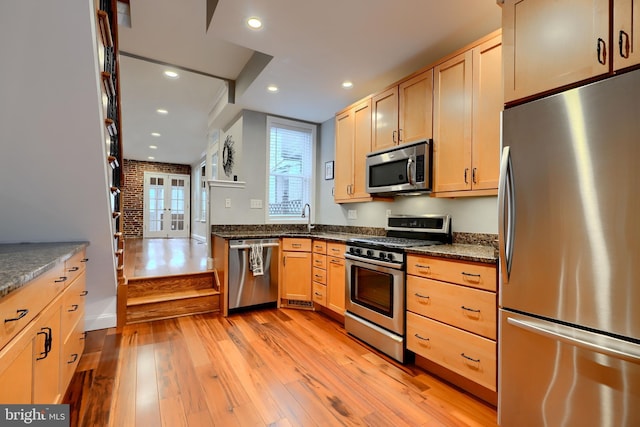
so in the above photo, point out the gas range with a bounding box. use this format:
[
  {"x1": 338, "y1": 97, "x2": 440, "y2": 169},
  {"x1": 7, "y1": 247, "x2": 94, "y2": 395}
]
[{"x1": 346, "y1": 214, "x2": 451, "y2": 268}]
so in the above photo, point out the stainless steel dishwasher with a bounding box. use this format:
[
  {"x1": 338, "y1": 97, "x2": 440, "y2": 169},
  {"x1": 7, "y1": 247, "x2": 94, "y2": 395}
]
[{"x1": 228, "y1": 238, "x2": 279, "y2": 312}]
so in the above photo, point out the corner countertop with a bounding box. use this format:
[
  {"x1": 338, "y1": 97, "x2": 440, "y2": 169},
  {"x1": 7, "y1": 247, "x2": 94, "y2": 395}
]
[
  {"x1": 406, "y1": 243, "x2": 497, "y2": 264},
  {"x1": 0, "y1": 242, "x2": 89, "y2": 298},
  {"x1": 213, "y1": 231, "x2": 497, "y2": 264}
]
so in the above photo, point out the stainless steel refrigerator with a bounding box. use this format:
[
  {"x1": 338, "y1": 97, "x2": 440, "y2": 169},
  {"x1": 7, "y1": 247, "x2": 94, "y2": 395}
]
[{"x1": 498, "y1": 69, "x2": 640, "y2": 426}]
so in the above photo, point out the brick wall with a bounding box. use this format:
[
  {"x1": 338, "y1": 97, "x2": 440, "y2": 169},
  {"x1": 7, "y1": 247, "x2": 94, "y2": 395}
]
[{"x1": 122, "y1": 159, "x2": 191, "y2": 237}]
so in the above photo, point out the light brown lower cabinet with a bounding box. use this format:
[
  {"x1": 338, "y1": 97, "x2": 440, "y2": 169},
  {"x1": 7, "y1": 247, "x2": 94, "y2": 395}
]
[
  {"x1": 406, "y1": 254, "x2": 497, "y2": 400},
  {"x1": 0, "y1": 248, "x2": 87, "y2": 404}
]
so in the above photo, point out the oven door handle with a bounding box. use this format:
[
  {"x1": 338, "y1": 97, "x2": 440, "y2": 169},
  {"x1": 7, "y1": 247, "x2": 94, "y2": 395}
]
[{"x1": 344, "y1": 253, "x2": 403, "y2": 270}]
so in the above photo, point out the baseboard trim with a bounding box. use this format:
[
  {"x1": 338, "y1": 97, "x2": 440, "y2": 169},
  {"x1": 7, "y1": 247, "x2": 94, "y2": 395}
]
[{"x1": 85, "y1": 312, "x2": 117, "y2": 331}]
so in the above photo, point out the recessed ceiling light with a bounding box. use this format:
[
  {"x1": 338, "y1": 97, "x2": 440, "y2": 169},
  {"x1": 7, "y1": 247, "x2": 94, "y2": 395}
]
[
  {"x1": 149, "y1": 145, "x2": 158, "y2": 149},
  {"x1": 148, "y1": 156, "x2": 155, "y2": 160},
  {"x1": 247, "y1": 17, "x2": 262, "y2": 29},
  {"x1": 156, "y1": 109, "x2": 168, "y2": 115},
  {"x1": 342, "y1": 81, "x2": 354, "y2": 89},
  {"x1": 163, "y1": 70, "x2": 179, "y2": 79},
  {"x1": 267, "y1": 85, "x2": 279, "y2": 93},
  {"x1": 151, "y1": 132, "x2": 161, "y2": 137}
]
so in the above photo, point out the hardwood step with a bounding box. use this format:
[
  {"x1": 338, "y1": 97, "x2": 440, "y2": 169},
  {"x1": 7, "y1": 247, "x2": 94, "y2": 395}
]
[
  {"x1": 127, "y1": 272, "x2": 215, "y2": 299},
  {"x1": 127, "y1": 288, "x2": 219, "y2": 307},
  {"x1": 126, "y1": 293, "x2": 220, "y2": 324}
]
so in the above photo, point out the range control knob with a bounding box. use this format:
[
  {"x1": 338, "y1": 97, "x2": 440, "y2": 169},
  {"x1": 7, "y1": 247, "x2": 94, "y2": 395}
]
[
  {"x1": 355, "y1": 248, "x2": 362, "y2": 255},
  {"x1": 366, "y1": 250, "x2": 374, "y2": 257},
  {"x1": 379, "y1": 252, "x2": 386, "y2": 260},
  {"x1": 386, "y1": 253, "x2": 394, "y2": 262}
]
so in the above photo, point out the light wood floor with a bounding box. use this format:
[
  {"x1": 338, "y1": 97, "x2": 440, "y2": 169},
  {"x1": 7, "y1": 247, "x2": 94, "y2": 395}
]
[
  {"x1": 124, "y1": 238, "x2": 209, "y2": 279},
  {"x1": 64, "y1": 309, "x2": 497, "y2": 427}
]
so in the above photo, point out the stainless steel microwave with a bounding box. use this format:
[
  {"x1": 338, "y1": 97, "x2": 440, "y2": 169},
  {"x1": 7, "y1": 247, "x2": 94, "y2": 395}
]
[{"x1": 365, "y1": 140, "x2": 433, "y2": 195}]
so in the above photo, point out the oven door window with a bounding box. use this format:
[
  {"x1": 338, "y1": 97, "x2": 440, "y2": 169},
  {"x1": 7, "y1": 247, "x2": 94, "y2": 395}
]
[{"x1": 351, "y1": 265, "x2": 394, "y2": 316}]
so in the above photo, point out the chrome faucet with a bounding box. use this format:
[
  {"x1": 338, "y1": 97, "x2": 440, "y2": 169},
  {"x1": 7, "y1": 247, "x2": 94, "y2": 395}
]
[{"x1": 301, "y1": 203, "x2": 314, "y2": 233}]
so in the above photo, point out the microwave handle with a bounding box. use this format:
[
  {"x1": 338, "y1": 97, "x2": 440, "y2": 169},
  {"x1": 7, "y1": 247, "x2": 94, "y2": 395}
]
[{"x1": 407, "y1": 157, "x2": 414, "y2": 185}]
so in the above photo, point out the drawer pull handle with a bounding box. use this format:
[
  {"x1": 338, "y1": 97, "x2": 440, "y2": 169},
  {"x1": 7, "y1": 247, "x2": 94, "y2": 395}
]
[
  {"x1": 81, "y1": 258, "x2": 89, "y2": 263},
  {"x1": 414, "y1": 293, "x2": 430, "y2": 299},
  {"x1": 55, "y1": 276, "x2": 68, "y2": 283},
  {"x1": 415, "y1": 264, "x2": 430, "y2": 269},
  {"x1": 68, "y1": 304, "x2": 79, "y2": 312},
  {"x1": 461, "y1": 272, "x2": 481, "y2": 278},
  {"x1": 68, "y1": 353, "x2": 79, "y2": 364},
  {"x1": 315, "y1": 274, "x2": 322, "y2": 278},
  {"x1": 5, "y1": 309, "x2": 29, "y2": 323},
  {"x1": 80, "y1": 332, "x2": 87, "y2": 340},
  {"x1": 461, "y1": 306, "x2": 481, "y2": 313},
  {"x1": 292, "y1": 243, "x2": 302, "y2": 248},
  {"x1": 314, "y1": 292, "x2": 323, "y2": 297},
  {"x1": 414, "y1": 333, "x2": 430, "y2": 341},
  {"x1": 461, "y1": 353, "x2": 480, "y2": 363},
  {"x1": 36, "y1": 327, "x2": 52, "y2": 360},
  {"x1": 67, "y1": 266, "x2": 80, "y2": 272},
  {"x1": 80, "y1": 290, "x2": 88, "y2": 296}
]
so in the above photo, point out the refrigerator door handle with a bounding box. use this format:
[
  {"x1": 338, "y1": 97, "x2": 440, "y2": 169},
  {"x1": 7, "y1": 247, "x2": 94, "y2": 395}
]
[
  {"x1": 498, "y1": 146, "x2": 515, "y2": 282},
  {"x1": 507, "y1": 317, "x2": 640, "y2": 364}
]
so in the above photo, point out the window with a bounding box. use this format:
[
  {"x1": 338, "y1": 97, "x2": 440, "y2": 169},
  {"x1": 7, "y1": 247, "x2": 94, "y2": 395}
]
[
  {"x1": 200, "y1": 163, "x2": 207, "y2": 221},
  {"x1": 266, "y1": 116, "x2": 316, "y2": 222}
]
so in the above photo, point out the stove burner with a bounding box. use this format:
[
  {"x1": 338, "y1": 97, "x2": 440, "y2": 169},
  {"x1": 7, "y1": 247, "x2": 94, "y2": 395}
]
[{"x1": 349, "y1": 236, "x2": 443, "y2": 249}]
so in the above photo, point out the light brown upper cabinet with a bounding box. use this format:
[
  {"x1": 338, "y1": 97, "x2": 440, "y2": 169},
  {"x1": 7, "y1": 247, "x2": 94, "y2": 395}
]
[
  {"x1": 334, "y1": 98, "x2": 373, "y2": 203},
  {"x1": 372, "y1": 69, "x2": 434, "y2": 152},
  {"x1": 503, "y1": 0, "x2": 611, "y2": 104},
  {"x1": 614, "y1": 0, "x2": 640, "y2": 70},
  {"x1": 433, "y1": 34, "x2": 502, "y2": 196}
]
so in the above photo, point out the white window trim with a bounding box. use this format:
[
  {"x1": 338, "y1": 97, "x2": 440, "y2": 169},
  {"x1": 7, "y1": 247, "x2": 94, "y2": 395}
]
[
  {"x1": 199, "y1": 160, "x2": 207, "y2": 223},
  {"x1": 265, "y1": 116, "x2": 316, "y2": 224}
]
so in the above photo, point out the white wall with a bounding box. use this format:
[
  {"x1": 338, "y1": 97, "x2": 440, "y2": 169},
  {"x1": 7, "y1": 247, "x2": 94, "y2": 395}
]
[
  {"x1": 316, "y1": 118, "x2": 498, "y2": 234},
  {"x1": 0, "y1": 1, "x2": 118, "y2": 330}
]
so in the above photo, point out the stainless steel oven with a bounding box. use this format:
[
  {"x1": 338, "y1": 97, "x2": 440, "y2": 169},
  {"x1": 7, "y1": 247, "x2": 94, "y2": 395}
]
[
  {"x1": 345, "y1": 250, "x2": 406, "y2": 362},
  {"x1": 344, "y1": 214, "x2": 452, "y2": 363}
]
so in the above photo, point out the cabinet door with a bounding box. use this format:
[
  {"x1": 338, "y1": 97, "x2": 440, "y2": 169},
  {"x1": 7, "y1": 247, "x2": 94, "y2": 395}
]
[
  {"x1": 433, "y1": 50, "x2": 473, "y2": 193},
  {"x1": 351, "y1": 99, "x2": 372, "y2": 199},
  {"x1": 399, "y1": 69, "x2": 433, "y2": 144},
  {"x1": 503, "y1": 0, "x2": 609, "y2": 103},
  {"x1": 614, "y1": 0, "x2": 640, "y2": 70},
  {"x1": 372, "y1": 87, "x2": 399, "y2": 151},
  {"x1": 471, "y1": 36, "x2": 502, "y2": 191},
  {"x1": 327, "y1": 256, "x2": 346, "y2": 315},
  {"x1": 282, "y1": 251, "x2": 311, "y2": 301},
  {"x1": 334, "y1": 109, "x2": 354, "y2": 202},
  {"x1": 33, "y1": 302, "x2": 62, "y2": 404},
  {"x1": 0, "y1": 328, "x2": 33, "y2": 403}
]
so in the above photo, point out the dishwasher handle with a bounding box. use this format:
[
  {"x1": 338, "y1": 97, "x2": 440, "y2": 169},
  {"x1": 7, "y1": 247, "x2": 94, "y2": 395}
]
[{"x1": 229, "y1": 242, "x2": 280, "y2": 250}]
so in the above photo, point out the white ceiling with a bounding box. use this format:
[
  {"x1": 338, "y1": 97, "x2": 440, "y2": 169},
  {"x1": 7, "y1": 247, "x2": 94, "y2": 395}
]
[{"x1": 117, "y1": 0, "x2": 502, "y2": 164}]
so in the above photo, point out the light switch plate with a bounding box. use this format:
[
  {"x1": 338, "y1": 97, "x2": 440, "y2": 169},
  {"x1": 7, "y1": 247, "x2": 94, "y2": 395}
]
[
  {"x1": 348, "y1": 209, "x2": 357, "y2": 219},
  {"x1": 250, "y1": 199, "x2": 263, "y2": 209},
  {"x1": 225, "y1": 198, "x2": 231, "y2": 208}
]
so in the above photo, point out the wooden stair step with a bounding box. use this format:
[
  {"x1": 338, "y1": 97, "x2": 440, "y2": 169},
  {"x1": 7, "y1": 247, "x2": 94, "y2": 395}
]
[
  {"x1": 127, "y1": 288, "x2": 219, "y2": 307},
  {"x1": 126, "y1": 291, "x2": 220, "y2": 324},
  {"x1": 127, "y1": 272, "x2": 215, "y2": 298}
]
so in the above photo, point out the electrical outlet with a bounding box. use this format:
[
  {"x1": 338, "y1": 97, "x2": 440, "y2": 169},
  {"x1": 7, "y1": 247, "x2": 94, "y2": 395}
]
[
  {"x1": 386, "y1": 209, "x2": 392, "y2": 217},
  {"x1": 225, "y1": 198, "x2": 231, "y2": 208},
  {"x1": 348, "y1": 209, "x2": 358, "y2": 220},
  {"x1": 250, "y1": 199, "x2": 263, "y2": 209}
]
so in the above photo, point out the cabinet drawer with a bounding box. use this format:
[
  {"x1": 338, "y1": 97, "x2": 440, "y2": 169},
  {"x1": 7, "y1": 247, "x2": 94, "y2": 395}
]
[
  {"x1": 312, "y1": 267, "x2": 327, "y2": 285},
  {"x1": 0, "y1": 263, "x2": 64, "y2": 351},
  {"x1": 327, "y1": 242, "x2": 345, "y2": 258},
  {"x1": 312, "y1": 282, "x2": 327, "y2": 306},
  {"x1": 61, "y1": 273, "x2": 86, "y2": 341},
  {"x1": 282, "y1": 238, "x2": 311, "y2": 252},
  {"x1": 407, "y1": 255, "x2": 497, "y2": 291},
  {"x1": 60, "y1": 319, "x2": 85, "y2": 393},
  {"x1": 407, "y1": 276, "x2": 496, "y2": 339},
  {"x1": 312, "y1": 240, "x2": 327, "y2": 254},
  {"x1": 64, "y1": 249, "x2": 87, "y2": 286},
  {"x1": 407, "y1": 312, "x2": 496, "y2": 391},
  {"x1": 313, "y1": 253, "x2": 327, "y2": 269}
]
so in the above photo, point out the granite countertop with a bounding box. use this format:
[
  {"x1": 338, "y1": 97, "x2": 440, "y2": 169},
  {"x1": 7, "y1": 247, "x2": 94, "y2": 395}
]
[
  {"x1": 0, "y1": 242, "x2": 89, "y2": 298},
  {"x1": 406, "y1": 243, "x2": 497, "y2": 264},
  {"x1": 213, "y1": 230, "x2": 497, "y2": 264}
]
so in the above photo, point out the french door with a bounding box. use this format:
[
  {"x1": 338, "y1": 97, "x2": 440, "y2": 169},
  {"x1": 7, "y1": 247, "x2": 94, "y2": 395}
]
[{"x1": 143, "y1": 172, "x2": 190, "y2": 238}]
